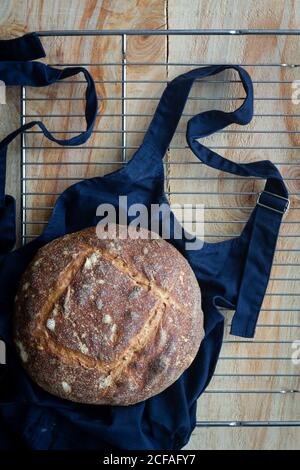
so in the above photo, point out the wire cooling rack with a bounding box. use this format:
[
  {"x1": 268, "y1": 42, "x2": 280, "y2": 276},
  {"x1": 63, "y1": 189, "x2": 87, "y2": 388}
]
[{"x1": 19, "y1": 29, "x2": 300, "y2": 430}]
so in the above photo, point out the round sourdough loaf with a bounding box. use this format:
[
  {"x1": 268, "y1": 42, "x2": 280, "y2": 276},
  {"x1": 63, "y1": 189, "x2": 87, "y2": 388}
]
[{"x1": 13, "y1": 225, "x2": 204, "y2": 405}]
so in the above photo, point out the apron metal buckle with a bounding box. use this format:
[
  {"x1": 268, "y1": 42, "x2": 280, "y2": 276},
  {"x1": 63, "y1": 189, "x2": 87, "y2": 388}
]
[{"x1": 257, "y1": 190, "x2": 290, "y2": 216}]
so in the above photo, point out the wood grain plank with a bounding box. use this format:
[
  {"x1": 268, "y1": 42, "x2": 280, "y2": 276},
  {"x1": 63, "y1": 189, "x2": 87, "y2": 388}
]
[
  {"x1": 168, "y1": 0, "x2": 300, "y2": 449},
  {"x1": 196, "y1": 393, "x2": 298, "y2": 421}
]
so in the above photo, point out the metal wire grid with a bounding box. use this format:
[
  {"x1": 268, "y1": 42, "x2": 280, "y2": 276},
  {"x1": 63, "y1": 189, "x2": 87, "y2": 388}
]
[{"x1": 19, "y1": 29, "x2": 300, "y2": 428}]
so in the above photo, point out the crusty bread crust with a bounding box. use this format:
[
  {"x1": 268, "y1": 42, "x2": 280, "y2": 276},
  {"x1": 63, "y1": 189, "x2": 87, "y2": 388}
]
[{"x1": 13, "y1": 225, "x2": 204, "y2": 405}]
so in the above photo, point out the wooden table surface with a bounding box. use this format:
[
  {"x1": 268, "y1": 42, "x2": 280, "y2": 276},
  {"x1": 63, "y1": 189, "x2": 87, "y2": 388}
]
[{"x1": 0, "y1": 0, "x2": 299, "y2": 450}]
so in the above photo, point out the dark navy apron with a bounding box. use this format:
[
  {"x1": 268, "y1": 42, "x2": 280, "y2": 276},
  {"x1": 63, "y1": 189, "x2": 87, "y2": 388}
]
[{"x1": 0, "y1": 33, "x2": 289, "y2": 450}]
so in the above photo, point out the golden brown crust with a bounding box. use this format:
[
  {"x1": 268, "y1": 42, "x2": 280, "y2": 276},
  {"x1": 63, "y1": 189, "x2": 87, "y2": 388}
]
[{"x1": 13, "y1": 225, "x2": 204, "y2": 405}]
